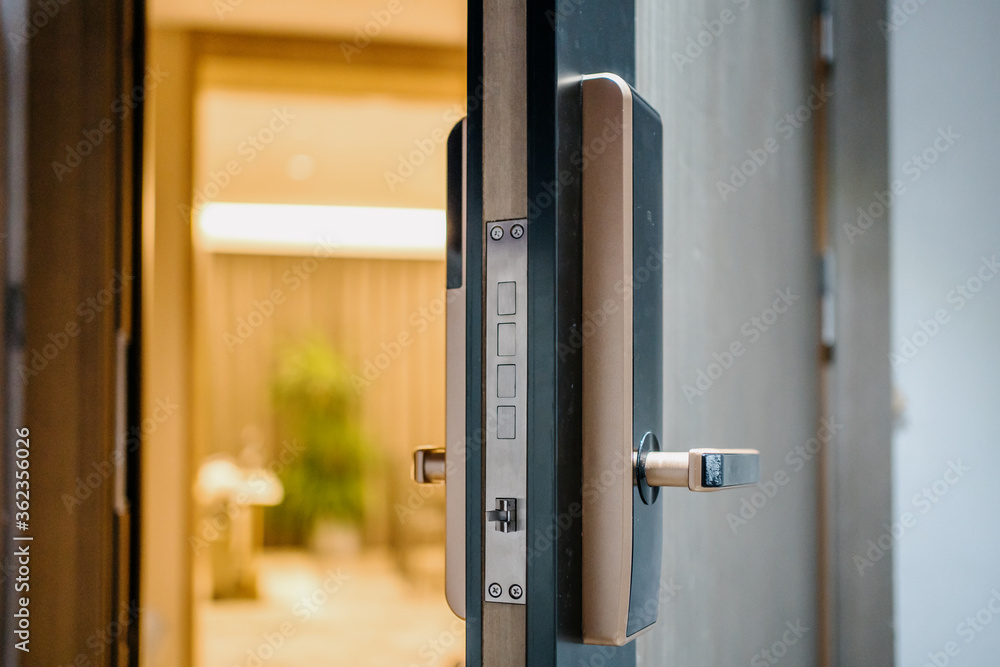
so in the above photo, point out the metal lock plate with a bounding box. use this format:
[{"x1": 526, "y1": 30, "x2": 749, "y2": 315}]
[{"x1": 484, "y1": 218, "x2": 528, "y2": 605}]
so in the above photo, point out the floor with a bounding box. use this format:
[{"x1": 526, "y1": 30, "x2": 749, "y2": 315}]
[{"x1": 198, "y1": 549, "x2": 465, "y2": 667}]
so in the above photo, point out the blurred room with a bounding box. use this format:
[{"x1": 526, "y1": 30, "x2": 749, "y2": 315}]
[
  {"x1": 2, "y1": 1, "x2": 999, "y2": 666},
  {"x1": 143, "y1": 2, "x2": 466, "y2": 664}
]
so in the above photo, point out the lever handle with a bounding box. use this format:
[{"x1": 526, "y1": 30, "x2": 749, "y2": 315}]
[
  {"x1": 412, "y1": 447, "x2": 446, "y2": 485},
  {"x1": 637, "y1": 448, "x2": 760, "y2": 492}
]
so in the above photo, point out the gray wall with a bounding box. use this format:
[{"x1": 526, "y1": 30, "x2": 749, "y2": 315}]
[
  {"x1": 637, "y1": 1, "x2": 819, "y2": 664},
  {"x1": 889, "y1": 0, "x2": 1000, "y2": 664}
]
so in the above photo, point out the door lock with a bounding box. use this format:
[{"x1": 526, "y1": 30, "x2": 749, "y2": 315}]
[
  {"x1": 485, "y1": 498, "x2": 517, "y2": 532},
  {"x1": 410, "y1": 78, "x2": 764, "y2": 645},
  {"x1": 580, "y1": 73, "x2": 761, "y2": 647}
]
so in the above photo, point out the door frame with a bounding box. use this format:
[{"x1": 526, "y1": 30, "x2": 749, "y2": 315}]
[{"x1": 471, "y1": 2, "x2": 639, "y2": 665}]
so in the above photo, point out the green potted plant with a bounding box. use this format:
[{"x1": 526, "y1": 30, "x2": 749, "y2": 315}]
[{"x1": 266, "y1": 336, "x2": 369, "y2": 555}]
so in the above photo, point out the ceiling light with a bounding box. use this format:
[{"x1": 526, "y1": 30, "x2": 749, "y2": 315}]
[{"x1": 196, "y1": 203, "x2": 446, "y2": 260}]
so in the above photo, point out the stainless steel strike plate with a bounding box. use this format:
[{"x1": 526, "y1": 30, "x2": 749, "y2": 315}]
[{"x1": 484, "y1": 217, "x2": 528, "y2": 605}]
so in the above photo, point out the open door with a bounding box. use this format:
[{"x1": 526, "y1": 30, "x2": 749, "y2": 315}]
[
  {"x1": 1, "y1": 1, "x2": 895, "y2": 665},
  {"x1": 409, "y1": 2, "x2": 832, "y2": 665}
]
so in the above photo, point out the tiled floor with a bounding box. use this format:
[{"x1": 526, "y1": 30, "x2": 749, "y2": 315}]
[{"x1": 198, "y1": 549, "x2": 465, "y2": 667}]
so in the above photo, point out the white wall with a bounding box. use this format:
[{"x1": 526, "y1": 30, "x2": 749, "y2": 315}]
[{"x1": 890, "y1": 1, "x2": 1000, "y2": 664}]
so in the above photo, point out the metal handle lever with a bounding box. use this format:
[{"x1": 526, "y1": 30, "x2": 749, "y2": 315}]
[
  {"x1": 636, "y1": 448, "x2": 760, "y2": 492},
  {"x1": 412, "y1": 447, "x2": 446, "y2": 485}
]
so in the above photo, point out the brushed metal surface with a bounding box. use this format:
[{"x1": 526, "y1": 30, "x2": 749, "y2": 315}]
[
  {"x1": 484, "y1": 218, "x2": 528, "y2": 605},
  {"x1": 580, "y1": 73, "x2": 634, "y2": 646},
  {"x1": 445, "y1": 118, "x2": 467, "y2": 619}
]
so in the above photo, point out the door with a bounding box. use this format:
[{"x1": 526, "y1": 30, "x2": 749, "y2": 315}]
[{"x1": 448, "y1": 1, "x2": 823, "y2": 665}]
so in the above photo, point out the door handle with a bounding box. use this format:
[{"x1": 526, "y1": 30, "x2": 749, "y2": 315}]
[
  {"x1": 580, "y1": 74, "x2": 762, "y2": 647},
  {"x1": 637, "y1": 448, "x2": 760, "y2": 491},
  {"x1": 412, "y1": 80, "x2": 765, "y2": 644}
]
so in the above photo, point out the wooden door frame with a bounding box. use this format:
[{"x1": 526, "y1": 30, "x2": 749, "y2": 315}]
[{"x1": 1, "y1": 0, "x2": 144, "y2": 665}]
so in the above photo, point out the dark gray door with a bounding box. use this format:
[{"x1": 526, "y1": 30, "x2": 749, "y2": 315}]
[{"x1": 467, "y1": 2, "x2": 823, "y2": 666}]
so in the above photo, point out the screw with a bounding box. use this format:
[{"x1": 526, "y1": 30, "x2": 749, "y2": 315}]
[
  {"x1": 490, "y1": 226, "x2": 504, "y2": 241},
  {"x1": 509, "y1": 584, "x2": 523, "y2": 600},
  {"x1": 488, "y1": 582, "x2": 502, "y2": 598},
  {"x1": 510, "y1": 224, "x2": 524, "y2": 239}
]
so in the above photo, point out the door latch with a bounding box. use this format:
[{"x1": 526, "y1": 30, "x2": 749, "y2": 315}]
[{"x1": 485, "y1": 498, "x2": 517, "y2": 533}]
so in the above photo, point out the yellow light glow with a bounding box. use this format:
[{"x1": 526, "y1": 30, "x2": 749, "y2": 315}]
[{"x1": 196, "y1": 203, "x2": 446, "y2": 260}]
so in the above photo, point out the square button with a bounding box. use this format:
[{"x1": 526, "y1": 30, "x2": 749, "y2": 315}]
[
  {"x1": 497, "y1": 281, "x2": 516, "y2": 315},
  {"x1": 497, "y1": 406, "x2": 516, "y2": 439},
  {"x1": 497, "y1": 364, "x2": 516, "y2": 397},
  {"x1": 497, "y1": 323, "x2": 516, "y2": 356}
]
